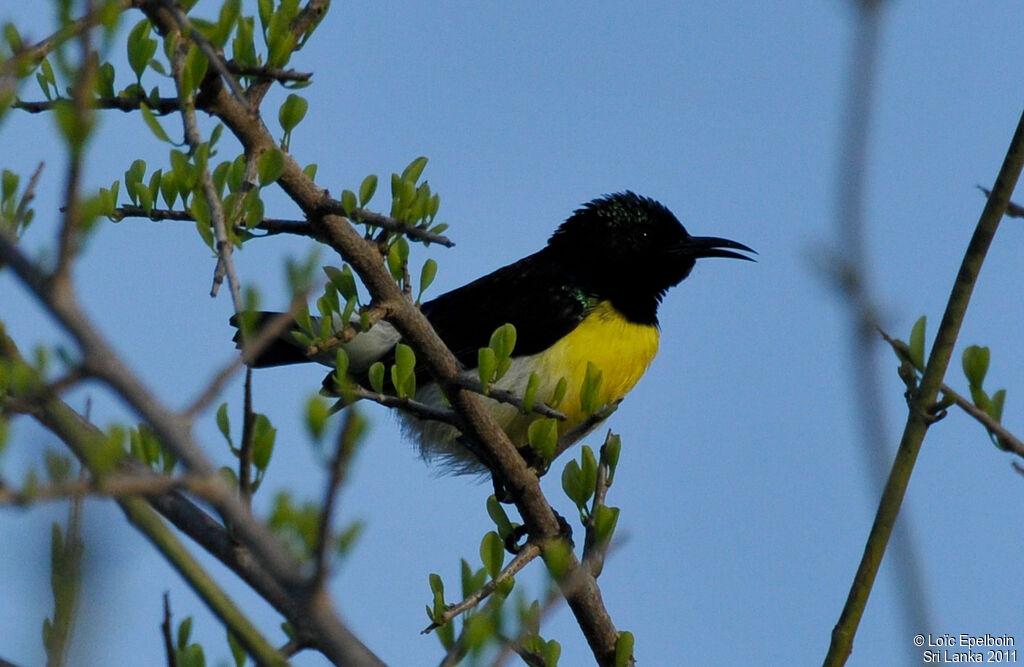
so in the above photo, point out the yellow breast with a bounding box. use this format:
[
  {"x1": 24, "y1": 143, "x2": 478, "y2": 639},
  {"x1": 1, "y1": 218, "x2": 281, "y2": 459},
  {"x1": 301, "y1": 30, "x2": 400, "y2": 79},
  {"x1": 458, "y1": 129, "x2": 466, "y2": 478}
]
[
  {"x1": 409, "y1": 300, "x2": 660, "y2": 463},
  {"x1": 538, "y1": 300, "x2": 660, "y2": 428}
]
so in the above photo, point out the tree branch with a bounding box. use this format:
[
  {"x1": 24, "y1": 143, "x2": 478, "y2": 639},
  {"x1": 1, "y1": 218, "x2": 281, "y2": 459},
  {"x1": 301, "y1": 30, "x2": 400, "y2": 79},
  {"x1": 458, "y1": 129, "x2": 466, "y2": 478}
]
[
  {"x1": 186, "y1": 56, "x2": 626, "y2": 665},
  {"x1": 422, "y1": 542, "x2": 541, "y2": 634},
  {"x1": 878, "y1": 329, "x2": 1024, "y2": 459},
  {"x1": 825, "y1": 105, "x2": 1024, "y2": 666},
  {"x1": 13, "y1": 95, "x2": 181, "y2": 114},
  {"x1": 0, "y1": 324, "x2": 383, "y2": 666},
  {"x1": 0, "y1": 227, "x2": 384, "y2": 666}
]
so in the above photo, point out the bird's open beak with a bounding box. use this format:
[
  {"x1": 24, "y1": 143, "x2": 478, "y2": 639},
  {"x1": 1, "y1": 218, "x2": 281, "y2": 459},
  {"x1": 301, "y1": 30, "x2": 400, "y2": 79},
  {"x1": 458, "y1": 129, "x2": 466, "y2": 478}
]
[{"x1": 676, "y1": 235, "x2": 757, "y2": 261}]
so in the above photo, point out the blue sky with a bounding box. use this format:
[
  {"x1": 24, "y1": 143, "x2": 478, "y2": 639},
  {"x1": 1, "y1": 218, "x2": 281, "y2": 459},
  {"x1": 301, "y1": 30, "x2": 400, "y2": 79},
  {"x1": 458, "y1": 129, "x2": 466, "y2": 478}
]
[{"x1": 2, "y1": 2, "x2": 1024, "y2": 665}]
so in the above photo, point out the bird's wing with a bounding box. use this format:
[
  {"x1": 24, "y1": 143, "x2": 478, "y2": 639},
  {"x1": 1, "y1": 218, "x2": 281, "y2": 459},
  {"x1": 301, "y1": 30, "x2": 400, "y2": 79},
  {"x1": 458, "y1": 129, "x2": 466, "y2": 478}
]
[{"x1": 421, "y1": 248, "x2": 592, "y2": 369}]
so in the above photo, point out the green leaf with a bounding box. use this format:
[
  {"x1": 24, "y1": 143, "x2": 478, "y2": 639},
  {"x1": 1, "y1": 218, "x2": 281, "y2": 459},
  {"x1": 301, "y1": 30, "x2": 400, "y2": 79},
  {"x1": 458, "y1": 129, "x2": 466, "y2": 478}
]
[
  {"x1": 212, "y1": 0, "x2": 241, "y2": 48},
  {"x1": 580, "y1": 445, "x2": 598, "y2": 495},
  {"x1": 429, "y1": 572, "x2": 444, "y2": 598},
  {"x1": 257, "y1": 148, "x2": 285, "y2": 186},
  {"x1": 1, "y1": 169, "x2": 17, "y2": 203},
  {"x1": 359, "y1": 174, "x2": 378, "y2": 206},
  {"x1": 305, "y1": 395, "x2": 330, "y2": 441},
  {"x1": 392, "y1": 344, "x2": 416, "y2": 399},
  {"x1": 513, "y1": 374, "x2": 537, "y2": 416},
  {"x1": 602, "y1": 433, "x2": 621, "y2": 482},
  {"x1": 191, "y1": 197, "x2": 214, "y2": 248},
  {"x1": 593, "y1": 504, "x2": 620, "y2": 545},
  {"x1": 527, "y1": 418, "x2": 559, "y2": 463},
  {"x1": 216, "y1": 402, "x2": 232, "y2": 446},
  {"x1": 579, "y1": 361, "x2": 604, "y2": 415},
  {"x1": 159, "y1": 169, "x2": 178, "y2": 209},
  {"x1": 177, "y1": 616, "x2": 193, "y2": 650},
  {"x1": 139, "y1": 101, "x2": 171, "y2": 142},
  {"x1": 278, "y1": 93, "x2": 308, "y2": 133},
  {"x1": 962, "y1": 345, "x2": 990, "y2": 388},
  {"x1": 323, "y1": 265, "x2": 358, "y2": 302},
  {"x1": 127, "y1": 19, "x2": 156, "y2": 80},
  {"x1": 341, "y1": 189, "x2": 357, "y2": 216},
  {"x1": 176, "y1": 643, "x2": 205, "y2": 667},
  {"x1": 908, "y1": 315, "x2": 926, "y2": 369},
  {"x1": 477, "y1": 347, "x2": 496, "y2": 389},
  {"x1": 252, "y1": 414, "x2": 276, "y2": 470},
  {"x1": 368, "y1": 362, "x2": 385, "y2": 394},
  {"x1": 489, "y1": 323, "x2": 516, "y2": 360},
  {"x1": 486, "y1": 495, "x2": 514, "y2": 539},
  {"x1": 401, "y1": 156, "x2": 428, "y2": 184},
  {"x1": 614, "y1": 631, "x2": 635, "y2": 667},
  {"x1": 542, "y1": 639, "x2": 562, "y2": 667},
  {"x1": 386, "y1": 240, "x2": 405, "y2": 281},
  {"x1": 181, "y1": 43, "x2": 209, "y2": 94},
  {"x1": 417, "y1": 258, "x2": 437, "y2": 301},
  {"x1": 226, "y1": 629, "x2": 245, "y2": 667},
  {"x1": 989, "y1": 388, "x2": 1006, "y2": 423},
  {"x1": 550, "y1": 377, "x2": 568, "y2": 408},
  {"x1": 561, "y1": 459, "x2": 587, "y2": 510},
  {"x1": 95, "y1": 62, "x2": 115, "y2": 98},
  {"x1": 479, "y1": 531, "x2": 504, "y2": 579}
]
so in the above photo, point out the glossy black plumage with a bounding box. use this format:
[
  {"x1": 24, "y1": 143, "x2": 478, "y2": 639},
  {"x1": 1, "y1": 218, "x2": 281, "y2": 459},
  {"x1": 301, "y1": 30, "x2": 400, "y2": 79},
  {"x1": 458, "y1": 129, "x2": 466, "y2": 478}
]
[{"x1": 233, "y1": 191, "x2": 754, "y2": 383}]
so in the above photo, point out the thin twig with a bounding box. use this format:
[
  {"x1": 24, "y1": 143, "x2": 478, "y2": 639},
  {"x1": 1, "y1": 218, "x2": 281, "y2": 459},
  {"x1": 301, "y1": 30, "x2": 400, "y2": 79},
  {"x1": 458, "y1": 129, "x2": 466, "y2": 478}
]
[
  {"x1": 555, "y1": 403, "x2": 619, "y2": 459},
  {"x1": 14, "y1": 96, "x2": 181, "y2": 115},
  {"x1": 452, "y1": 376, "x2": 567, "y2": 422},
  {"x1": 310, "y1": 409, "x2": 362, "y2": 590},
  {"x1": 0, "y1": 239, "x2": 382, "y2": 665},
  {"x1": 53, "y1": 6, "x2": 98, "y2": 288},
  {"x1": 0, "y1": 0, "x2": 130, "y2": 85},
  {"x1": 164, "y1": 24, "x2": 243, "y2": 311},
  {"x1": 227, "y1": 63, "x2": 312, "y2": 83},
  {"x1": 580, "y1": 431, "x2": 616, "y2": 577},
  {"x1": 161, "y1": 592, "x2": 177, "y2": 667},
  {"x1": 302, "y1": 301, "x2": 392, "y2": 359},
  {"x1": 238, "y1": 367, "x2": 255, "y2": 503},
  {"x1": 423, "y1": 542, "x2": 542, "y2": 634},
  {"x1": 13, "y1": 162, "x2": 45, "y2": 229},
  {"x1": 328, "y1": 201, "x2": 455, "y2": 247},
  {"x1": 825, "y1": 104, "x2": 1024, "y2": 666},
  {"x1": 136, "y1": 2, "x2": 625, "y2": 657},
  {"x1": 112, "y1": 202, "x2": 455, "y2": 246},
  {"x1": 879, "y1": 329, "x2": 1024, "y2": 459},
  {"x1": 344, "y1": 385, "x2": 460, "y2": 426},
  {"x1": 0, "y1": 471, "x2": 225, "y2": 506},
  {"x1": 155, "y1": 0, "x2": 249, "y2": 110}
]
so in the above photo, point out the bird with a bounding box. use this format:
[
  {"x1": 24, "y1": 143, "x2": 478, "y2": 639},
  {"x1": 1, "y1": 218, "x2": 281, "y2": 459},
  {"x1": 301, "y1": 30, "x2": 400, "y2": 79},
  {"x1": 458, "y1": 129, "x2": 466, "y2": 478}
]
[{"x1": 232, "y1": 191, "x2": 754, "y2": 473}]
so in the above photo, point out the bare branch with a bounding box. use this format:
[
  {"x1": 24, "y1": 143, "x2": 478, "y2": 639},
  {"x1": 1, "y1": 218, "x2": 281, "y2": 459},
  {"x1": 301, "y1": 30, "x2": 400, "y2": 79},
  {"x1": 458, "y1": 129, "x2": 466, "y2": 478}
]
[
  {"x1": 310, "y1": 409, "x2": 362, "y2": 590},
  {"x1": 343, "y1": 385, "x2": 460, "y2": 426},
  {"x1": 161, "y1": 592, "x2": 177, "y2": 667},
  {"x1": 451, "y1": 375, "x2": 567, "y2": 422},
  {"x1": 155, "y1": 0, "x2": 249, "y2": 110},
  {"x1": 879, "y1": 329, "x2": 1024, "y2": 459},
  {"x1": 0, "y1": 319, "x2": 381, "y2": 666},
  {"x1": 826, "y1": 105, "x2": 1024, "y2": 666},
  {"x1": 228, "y1": 63, "x2": 312, "y2": 83},
  {"x1": 112, "y1": 203, "x2": 456, "y2": 247},
  {"x1": 423, "y1": 542, "x2": 541, "y2": 634},
  {"x1": 14, "y1": 96, "x2": 181, "y2": 115}
]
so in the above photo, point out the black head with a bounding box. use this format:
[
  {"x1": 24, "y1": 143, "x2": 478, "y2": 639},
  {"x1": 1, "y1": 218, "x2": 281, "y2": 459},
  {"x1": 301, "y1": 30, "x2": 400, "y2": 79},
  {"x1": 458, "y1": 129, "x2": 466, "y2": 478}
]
[{"x1": 547, "y1": 191, "x2": 754, "y2": 324}]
